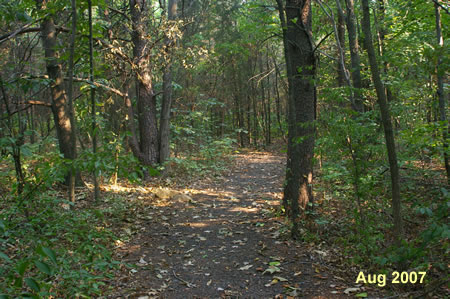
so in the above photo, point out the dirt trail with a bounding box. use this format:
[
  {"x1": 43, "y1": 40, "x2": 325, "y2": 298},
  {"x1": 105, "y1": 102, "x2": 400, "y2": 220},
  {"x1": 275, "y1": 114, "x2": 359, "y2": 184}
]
[{"x1": 109, "y1": 150, "x2": 347, "y2": 298}]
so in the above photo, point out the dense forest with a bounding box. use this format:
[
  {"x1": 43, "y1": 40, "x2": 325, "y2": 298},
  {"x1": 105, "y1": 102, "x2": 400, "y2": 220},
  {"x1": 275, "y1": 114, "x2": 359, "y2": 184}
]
[{"x1": 0, "y1": 0, "x2": 448, "y2": 297}]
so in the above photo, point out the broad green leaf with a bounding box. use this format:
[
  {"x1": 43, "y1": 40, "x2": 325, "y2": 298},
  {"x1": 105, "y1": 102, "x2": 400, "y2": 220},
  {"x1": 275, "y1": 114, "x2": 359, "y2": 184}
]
[
  {"x1": 21, "y1": 145, "x2": 32, "y2": 157},
  {"x1": 14, "y1": 276, "x2": 22, "y2": 288},
  {"x1": 17, "y1": 260, "x2": 30, "y2": 276},
  {"x1": 24, "y1": 277, "x2": 40, "y2": 292},
  {"x1": 42, "y1": 247, "x2": 57, "y2": 264},
  {"x1": 34, "y1": 261, "x2": 51, "y2": 275},
  {"x1": 0, "y1": 251, "x2": 11, "y2": 263}
]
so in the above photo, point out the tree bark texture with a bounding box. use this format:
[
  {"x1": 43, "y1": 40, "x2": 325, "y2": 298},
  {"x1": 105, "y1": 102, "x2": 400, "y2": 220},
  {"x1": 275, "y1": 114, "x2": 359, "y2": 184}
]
[
  {"x1": 37, "y1": 0, "x2": 77, "y2": 167},
  {"x1": 280, "y1": 0, "x2": 316, "y2": 238},
  {"x1": 129, "y1": 0, "x2": 159, "y2": 168}
]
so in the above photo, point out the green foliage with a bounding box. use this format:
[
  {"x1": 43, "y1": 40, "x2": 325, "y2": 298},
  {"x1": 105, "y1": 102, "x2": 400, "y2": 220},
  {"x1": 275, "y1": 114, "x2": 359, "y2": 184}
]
[
  {"x1": 168, "y1": 97, "x2": 236, "y2": 176},
  {"x1": 315, "y1": 78, "x2": 448, "y2": 273},
  {"x1": 77, "y1": 135, "x2": 145, "y2": 183},
  {"x1": 0, "y1": 193, "x2": 121, "y2": 297},
  {"x1": 168, "y1": 136, "x2": 236, "y2": 177}
]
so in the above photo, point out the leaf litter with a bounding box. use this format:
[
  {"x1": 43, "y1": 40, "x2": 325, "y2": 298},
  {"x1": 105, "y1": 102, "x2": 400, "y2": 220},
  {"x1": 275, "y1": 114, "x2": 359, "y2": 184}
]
[{"x1": 105, "y1": 149, "x2": 371, "y2": 298}]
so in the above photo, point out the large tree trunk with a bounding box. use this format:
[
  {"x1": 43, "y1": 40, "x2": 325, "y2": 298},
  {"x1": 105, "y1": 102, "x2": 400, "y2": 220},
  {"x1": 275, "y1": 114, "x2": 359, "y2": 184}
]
[
  {"x1": 361, "y1": 0, "x2": 403, "y2": 243},
  {"x1": 159, "y1": 0, "x2": 178, "y2": 164},
  {"x1": 37, "y1": 1, "x2": 77, "y2": 183},
  {"x1": 434, "y1": 1, "x2": 449, "y2": 183},
  {"x1": 129, "y1": 0, "x2": 159, "y2": 169},
  {"x1": 279, "y1": 0, "x2": 316, "y2": 238}
]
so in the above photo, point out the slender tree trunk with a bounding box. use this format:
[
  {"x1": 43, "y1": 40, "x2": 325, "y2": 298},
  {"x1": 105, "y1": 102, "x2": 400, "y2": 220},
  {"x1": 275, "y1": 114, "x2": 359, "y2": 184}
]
[
  {"x1": 276, "y1": 0, "x2": 293, "y2": 213},
  {"x1": 273, "y1": 58, "x2": 284, "y2": 137},
  {"x1": 361, "y1": 0, "x2": 402, "y2": 242},
  {"x1": 258, "y1": 55, "x2": 268, "y2": 146},
  {"x1": 88, "y1": 0, "x2": 100, "y2": 201},
  {"x1": 336, "y1": 0, "x2": 346, "y2": 87},
  {"x1": 345, "y1": 0, "x2": 364, "y2": 112},
  {"x1": 159, "y1": 0, "x2": 178, "y2": 164},
  {"x1": 246, "y1": 95, "x2": 251, "y2": 144},
  {"x1": 266, "y1": 49, "x2": 272, "y2": 144},
  {"x1": 237, "y1": 67, "x2": 246, "y2": 146},
  {"x1": 374, "y1": 0, "x2": 395, "y2": 104},
  {"x1": 67, "y1": 0, "x2": 77, "y2": 203},
  {"x1": 0, "y1": 78, "x2": 25, "y2": 197},
  {"x1": 280, "y1": 0, "x2": 316, "y2": 238},
  {"x1": 28, "y1": 107, "x2": 36, "y2": 144},
  {"x1": 434, "y1": 1, "x2": 449, "y2": 183},
  {"x1": 251, "y1": 57, "x2": 259, "y2": 146},
  {"x1": 317, "y1": 0, "x2": 354, "y2": 107}
]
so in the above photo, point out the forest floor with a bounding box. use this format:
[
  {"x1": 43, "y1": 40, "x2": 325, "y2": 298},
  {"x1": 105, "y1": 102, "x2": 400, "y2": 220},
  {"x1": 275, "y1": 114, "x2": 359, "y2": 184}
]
[{"x1": 103, "y1": 148, "x2": 390, "y2": 299}]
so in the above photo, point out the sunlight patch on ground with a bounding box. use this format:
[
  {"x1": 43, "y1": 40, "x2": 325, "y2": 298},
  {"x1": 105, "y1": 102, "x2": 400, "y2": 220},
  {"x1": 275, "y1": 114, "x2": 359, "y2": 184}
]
[
  {"x1": 102, "y1": 183, "x2": 153, "y2": 194},
  {"x1": 229, "y1": 207, "x2": 258, "y2": 213},
  {"x1": 181, "y1": 222, "x2": 209, "y2": 228}
]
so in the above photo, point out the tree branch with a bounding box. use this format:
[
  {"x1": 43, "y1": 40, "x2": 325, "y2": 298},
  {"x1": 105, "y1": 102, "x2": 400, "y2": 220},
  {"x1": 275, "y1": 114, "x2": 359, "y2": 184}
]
[
  {"x1": 0, "y1": 25, "x2": 69, "y2": 45},
  {"x1": 432, "y1": 0, "x2": 449, "y2": 15}
]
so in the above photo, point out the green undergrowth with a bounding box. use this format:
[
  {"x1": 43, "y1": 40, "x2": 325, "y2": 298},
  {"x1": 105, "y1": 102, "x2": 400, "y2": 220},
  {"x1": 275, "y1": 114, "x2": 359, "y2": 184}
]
[
  {"x1": 0, "y1": 126, "x2": 237, "y2": 297},
  {"x1": 0, "y1": 191, "x2": 130, "y2": 298},
  {"x1": 163, "y1": 136, "x2": 236, "y2": 180},
  {"x1": 303, "y1": 101, "x2": 449, "y2": 292}
]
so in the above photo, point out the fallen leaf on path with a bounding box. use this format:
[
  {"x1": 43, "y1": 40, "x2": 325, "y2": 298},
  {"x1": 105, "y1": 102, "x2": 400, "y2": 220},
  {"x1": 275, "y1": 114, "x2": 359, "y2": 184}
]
[
  {"x1": 262, "y1": 265, "x2": 281, "y2": 274},
  {"x1": 344, "y1": 287, "x2": 361, "y2": 294},
  {"x1": 239, "y1": 264, "x2": 253, "y2": 271},
  {"x1": 273, "y1": 276, "x2": 288, "y2": 282}
]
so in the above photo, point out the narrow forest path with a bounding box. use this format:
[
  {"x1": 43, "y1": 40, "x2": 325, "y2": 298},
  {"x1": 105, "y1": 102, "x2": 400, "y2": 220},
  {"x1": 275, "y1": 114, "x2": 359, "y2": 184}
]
[{"x1": 108, "y1": 150, "x2": 349, "y2": 298}]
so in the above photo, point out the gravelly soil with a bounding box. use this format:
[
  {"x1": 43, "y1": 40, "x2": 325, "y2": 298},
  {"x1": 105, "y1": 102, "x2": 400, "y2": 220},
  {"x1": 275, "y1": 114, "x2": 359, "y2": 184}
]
[{"x1": 107, "y1": 150, "x2": 352, "y2": 298}]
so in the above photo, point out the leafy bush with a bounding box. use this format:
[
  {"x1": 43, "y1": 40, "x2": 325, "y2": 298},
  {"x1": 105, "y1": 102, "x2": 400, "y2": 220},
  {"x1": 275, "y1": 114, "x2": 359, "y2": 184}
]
[{"x1": 0, "y1": 192, "x2": 121, "y2": 298}]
